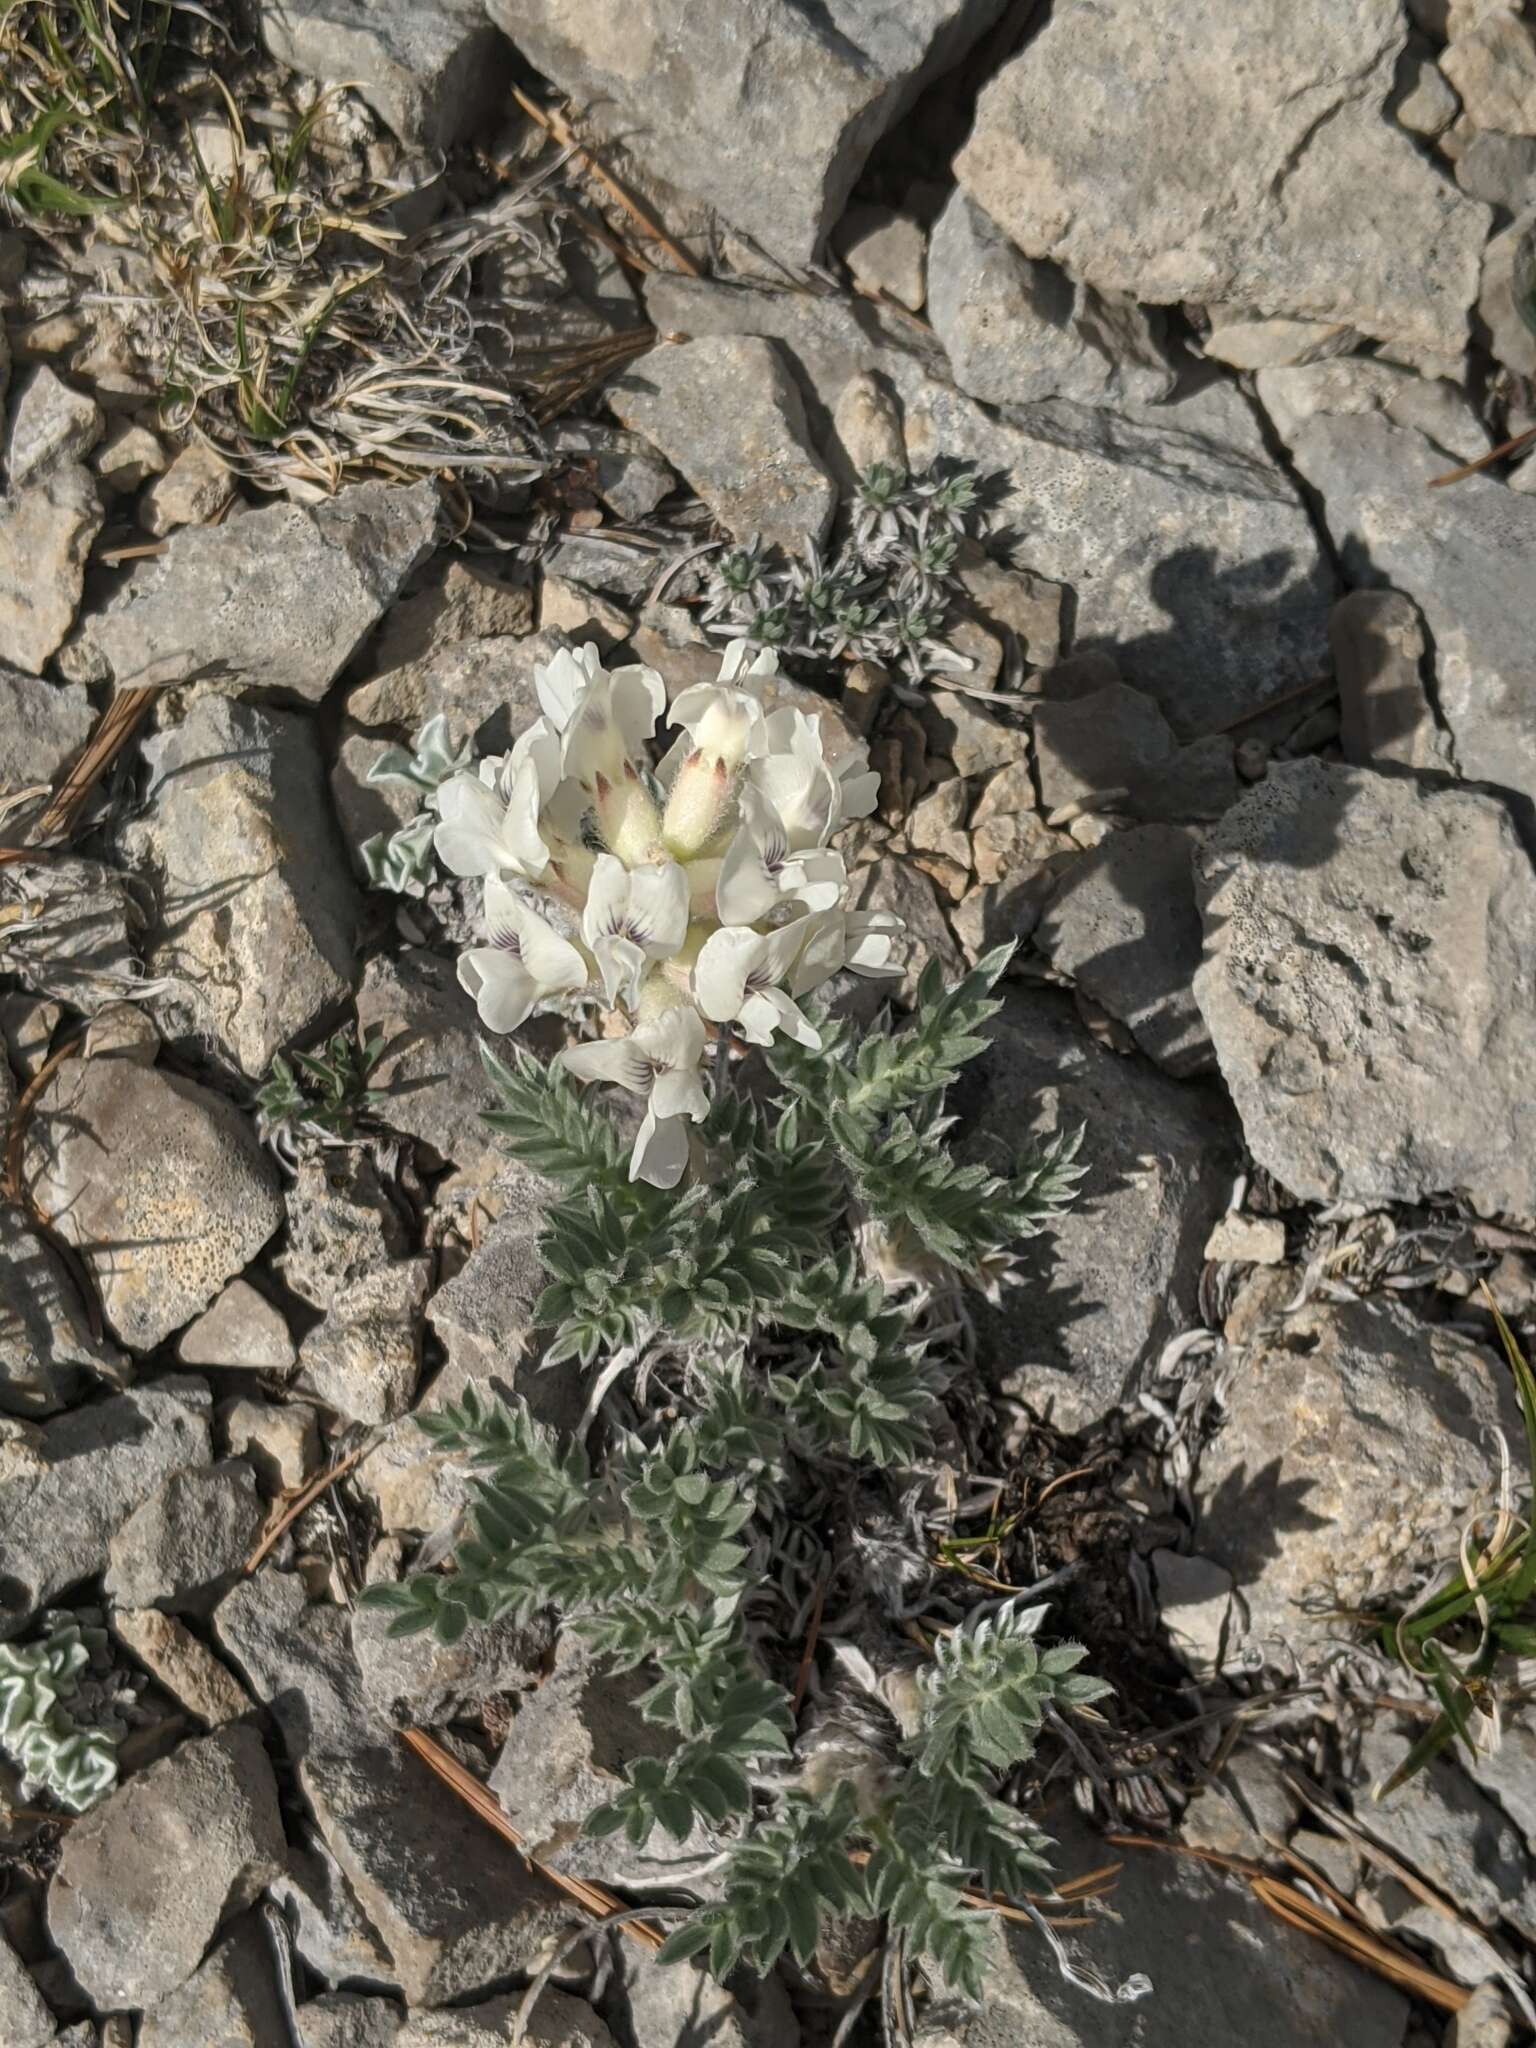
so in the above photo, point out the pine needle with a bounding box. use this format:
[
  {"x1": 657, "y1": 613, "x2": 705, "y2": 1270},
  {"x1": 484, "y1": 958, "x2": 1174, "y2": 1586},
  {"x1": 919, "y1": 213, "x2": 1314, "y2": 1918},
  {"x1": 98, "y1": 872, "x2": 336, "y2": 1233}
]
[{"x1": 397, "y1": 1727, "x2": 667, "y2": 1952}]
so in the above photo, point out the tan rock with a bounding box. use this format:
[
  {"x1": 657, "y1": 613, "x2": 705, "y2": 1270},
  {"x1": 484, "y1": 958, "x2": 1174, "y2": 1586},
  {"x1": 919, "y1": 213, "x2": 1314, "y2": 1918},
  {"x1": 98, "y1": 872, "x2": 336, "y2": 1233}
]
[{"x1": 112, "y1": 1608, "x2": 252, "y2": 1727}]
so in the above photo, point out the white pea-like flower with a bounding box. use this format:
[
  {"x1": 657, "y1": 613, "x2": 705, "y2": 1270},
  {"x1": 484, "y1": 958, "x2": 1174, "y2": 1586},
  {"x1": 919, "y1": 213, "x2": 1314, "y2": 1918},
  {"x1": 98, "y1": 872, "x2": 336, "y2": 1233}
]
[
  {"x1": 556, "y1": 1004, "x2": 710, "y2": 1188},
  {"x1": 459, "y1": 877, "x2": 590, "y2": 1032},
  {"x1": 716, "y1": 783, "x2": 846, "y2": 926},
  {"x1": 581, "y1": 854, "x2": 690, "y2": 1009},
  {"x1": 693, "y1": 918, "x2": 823, "y2": 1049},
  {"x1": 446, "y1": 638, "x2": 902, "y2": 1186}
]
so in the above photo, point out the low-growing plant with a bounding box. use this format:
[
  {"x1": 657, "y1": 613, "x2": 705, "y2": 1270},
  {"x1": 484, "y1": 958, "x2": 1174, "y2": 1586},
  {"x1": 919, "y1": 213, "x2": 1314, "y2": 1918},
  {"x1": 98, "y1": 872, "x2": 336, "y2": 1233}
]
[
  {"x1": 701, "y1": 461, "x2": 990, "y2": 686},
  {"x1": 363, "y1": 638, "x2": 1103, "y2": 1999},
  {"x1": 359, "y1": 713, "x2": 472, "y2": 898},
  {"x1": 254, "y1": 1023, "x2": 388, "y2": 1166},
  {"x1": 1371, "y1": 1289, "x2": 1536, "y2": 1798},
  {"x1": 0, "y1": 1616, "x2": 118, "y2": 1813}
]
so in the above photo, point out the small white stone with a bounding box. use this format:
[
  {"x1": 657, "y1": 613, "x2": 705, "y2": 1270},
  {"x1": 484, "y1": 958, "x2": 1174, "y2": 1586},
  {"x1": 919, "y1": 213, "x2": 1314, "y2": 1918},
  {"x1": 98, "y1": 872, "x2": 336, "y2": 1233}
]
[
  {"x1": 1204, "y1": 1213, "x2": 1288, "y2": 1265},
  {"x1": 1153, "y1": 1549, "x2": 1235, "y2": 1676}
]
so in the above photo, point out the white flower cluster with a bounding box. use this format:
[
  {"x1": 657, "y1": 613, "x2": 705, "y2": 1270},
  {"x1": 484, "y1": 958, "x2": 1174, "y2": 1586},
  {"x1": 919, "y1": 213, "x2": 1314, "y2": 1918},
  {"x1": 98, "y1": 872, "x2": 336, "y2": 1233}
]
[{"x1": 433, "y1": 641, "x2": 902, "y2": 1187}]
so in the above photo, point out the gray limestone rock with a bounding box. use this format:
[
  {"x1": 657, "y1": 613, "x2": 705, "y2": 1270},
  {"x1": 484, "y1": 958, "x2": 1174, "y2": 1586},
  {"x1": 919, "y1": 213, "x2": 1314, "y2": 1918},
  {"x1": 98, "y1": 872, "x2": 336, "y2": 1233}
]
[
  {"x1": 48, "y1": 1723, "x2": 285, "y2": 2012},
  {"x1": 137, "y1": 1912, "x2": 290, "y2": 2048},
  {"x1": 258, "y1": 0, "x2": 508, "y2": 150},
  {"x1": 916, "y1": 1806, "x2": 1407, "y2": 2047},
  {"x1": 0, "y1": 666, "x2": 94, "y2": 801},
  {"x1": 351, "y1": 1592, "x2": 546, "y2": 1729},
  {"x1": 0, "y1": 452, "x2": 102, "y2": 675},
  {"x1": 75, "y1": 479, "x2": 438, "y2": 698},
  {"x1": 1356, "y1": 1719, "x2": 1536, "y2": 1942},
  {"x1": 110, "y1": 1605, "x2": 254, "y2": 1727},
  {"x1": 6, "y1": 366, "x2": 101, "y2": 488},
  {"x1": 0, "y1": 1379, "x2": 212, "y2": 1634},
  {"x1": 956, "y1": 0, "x2": 1489, "y2": 368},
  {"x1": 397, "y1": 1990, "x2": 615, "y2": 2048},
  {"x1": 105, "y1": 1458, "x2": 263, "y2": 1615},
  {"x1": 0, "y1": 1928, "x2": 54, "y2": 2048},
  {"x1": 1035, "y1": 825, "x2": 1213, "y2": 1076},
  {"x1": 120, "y1": 694, "x2": 360, "y2": 1078},
  {"x1": 1199, "y1": 1283, "x2": 1522, "y2": 1651},
  {"x1": 485, "y1": 0, "x2": 1011, "y2": 266},
  {"x1": 0, "y1": 1208, "x2": 124, "y2": 1416},
  {"x1": 928, "y1": 189, "x2": 1175, "y2": 410},
  {"x1": 345, "y1": 629, "x2": 564, "y2": 755},
  {"x1": 1329, "y1": 589, "x2": 1452, "y2": 773},
  {"x1": 1192, "y1": 760, "x2": 1536, "y2": 1212},
  {"x1": 220, "y1": 1395, "x2": 318, "y2": 1495},
  {"x1": 1255, "y1": 356, "x2": 1487, "y2": 463},
  {"x1": 299, "y1": 1994, "x2": 407, "y2": 2048},
  {"x1": 215, "y1": 1568, "x2": 570, "y2": 2005},
  {"x1": 355, "y1": 947, "x2": 505, "y2": 1173},
  {"x1": 24, "y1": 1042, "x2": 282, "y2": 1349},
  {"x1": 642, "y1": 276, "x2": 1336, "y2": 735},
  {"x1": 1441, "y1": 7, "x2": 1536, "y2": 135},
  {"x1": 1030, "y1": 684, "x2": 1240, "y2": 824},
  {"x1": 177, "y1": 1277, "x2": 296, "y2": 1372},
  {"x1": 489, "y1": 1637, "x2": 713, "y2": 1882},
  {"x1": 949, "y1": 987, "x2": 1237, "y2": 1429},
  {"x1": 609, "y1": 337, "x2": 836, "y2": 551}
]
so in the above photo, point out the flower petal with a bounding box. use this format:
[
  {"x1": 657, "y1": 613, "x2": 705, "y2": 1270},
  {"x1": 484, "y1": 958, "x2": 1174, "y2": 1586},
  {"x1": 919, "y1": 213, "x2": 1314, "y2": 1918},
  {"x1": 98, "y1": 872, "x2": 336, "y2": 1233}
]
[
  {"x1": 637, "y1": 1003, "x2": 707, "y2": 1076},
  {"x1": 594, "y1": 933, "x2": 647, "y2": 1009},
  {"x1": 627, "y1": 860, "x2": 690, "y2": 954},
  {"x1": 693, "y1": 927, "x2": 761, "y2": 1024},
  {"x1": 535, "y1": 644, "x2": 602, "y2": 730},
  {"x1": 458, "y1": 947, "x2": 538, "y2": 1034},
  {"x1": 741, "y1": 985, "x2": 820, "y2": 1049},
  {"x1": 434, "y1": 775, "x2": 511, "y2": 878},
  {"x1": 581, "y1": 853, "x2": 631, "y2": 950},
  {"x1": 609, "y1": 663, "x2": 666, "y2": 755},
  {"x1": 557, "y1": 1037, "x2": 651, "y2": 1093},
  {"x1": 630, "y1": 1103, "x2": 690, "y2": 1188}
]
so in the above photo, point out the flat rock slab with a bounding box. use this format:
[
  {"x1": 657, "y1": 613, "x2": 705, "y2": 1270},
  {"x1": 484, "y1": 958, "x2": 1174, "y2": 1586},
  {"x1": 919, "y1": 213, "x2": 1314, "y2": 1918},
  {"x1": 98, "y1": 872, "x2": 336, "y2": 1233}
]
[
  {"x1": 397, "y1": 1990, "x2": 615, "y2": 2047},
  {"x1": 49, "y1": 1723, "x2": 285, "y2": 2013},
  {"x1": 355, "y1": 948, "x2": 504, "y2": 1173},
  {"x1": 137, "y1": 1912, "x2": 291, "y2": 2048},
  {"x1": 488, "y1": 1637, "x2": 712, "y2": 1880},
  {"x1": 75, "y1": 479, "x2": 437, "y2": 699},
  {"x1": 1355, "y1": 1719, "x2": 1536, "y2": 1943},
  {"x1": 1192, "y1": 759, "x2": 1536, "y2": 1213},
  {"x1": 0, "y1": 666, "x2": 93, "y2": 799},
  {"x1": 487, "y1": 0, "x2": 1010, "y2": 266},
  {"x1": 105, "y1": 1458, "x2": 263, "y2": 1615},
  {"x1": 0, "y1": 1378, "x2": 211, "y2": 1634},
  {"x1": 215, "y1": 1568, "x2": 570, "y2": 2005},
  {"x1": 1288, "y1": 411, "x2": 1536, "y2": 818},
  {"x1": 610, "y1": 336, "x2": 835, "y2": 551},
  {"x1": 948, "y1": 987, "x2": 1237, "y2": 1429},
  {"x1": 345, "y1": 628, "x2": 565, "y2": 753},
  {"x1": 1035, "y1": 824, "x2": 1213, "y2": 1075},
  {"x1": 259, "y1": 0, "x2": 508, "y2": 150},
  {"x1": 927, "y1": 189, "x2": 1175, "y2": 410},
  {"x1": 0, "y1": 1205, "x2": 123, "y2": 1416},
  {"x1": 25, "y1": 1046, "x2": 282, "y2": 1349},
  {"x1": 917, "y1": 1807, "x2": 1408, "y2": 2046},
  {"x1": 0, "y1": 460, "x2": 102, "y2": 674},
  {"x1": 0, "y1": 1927, "x2": 54, "y2": 2048},
  {"x1": 956, "y1": 0, "x2": 1489, "y2": 368},
  {"x1": 1198, "y1": 1282, "x2": 1521, "y2": 1652},
  {"x1": 120, "y1": 694, "x2": 360, "y2": 1078}
]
